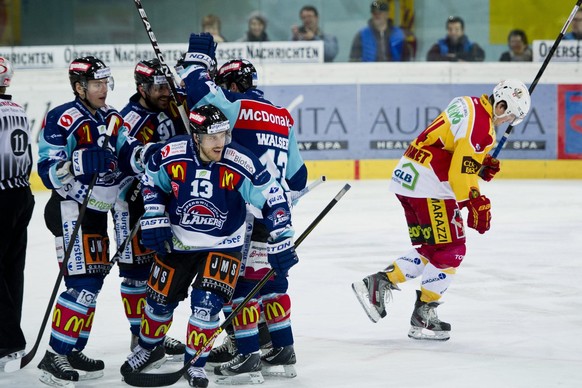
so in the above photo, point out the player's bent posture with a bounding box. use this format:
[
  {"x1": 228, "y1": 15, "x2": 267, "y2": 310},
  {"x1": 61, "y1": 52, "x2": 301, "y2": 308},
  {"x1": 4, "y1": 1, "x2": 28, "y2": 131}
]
[
  {"x1": 115, "y1": 58, "x2": 188, "y2": 359},
  {"x1": 120, "y1": 104, "x2": 298, "y2": 388},
  {"x1": 352, "y1": 80, "x2": 531, "y2": 341},
  {"x1": 36, "y1": 56, "x2": 147, "y2": 387},
  {"x1": 179, "y1": 38, "x2": 308, "y2": 384}
]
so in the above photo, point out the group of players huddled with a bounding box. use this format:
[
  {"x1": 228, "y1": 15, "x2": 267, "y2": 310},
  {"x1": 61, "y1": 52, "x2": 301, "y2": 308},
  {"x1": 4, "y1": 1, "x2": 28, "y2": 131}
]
[{"x1": 35, "y1": 32, "x2": 307, "y2": 388}]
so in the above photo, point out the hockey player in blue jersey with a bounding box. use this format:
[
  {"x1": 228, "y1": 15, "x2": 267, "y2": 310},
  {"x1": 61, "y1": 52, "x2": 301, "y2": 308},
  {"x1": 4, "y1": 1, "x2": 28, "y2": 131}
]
[
  {"x1": 183, "y1": 57, "x2": 308, "y2": 384},
  {"x1": 120, "y1": 104, "x2": 299, "y2": 388},
  {"x1": 115, "y1": 58, "x2": 188, "y2": 358},
  {"x1": 36, "y1": 56, "x2": 149, "y2": 387}
]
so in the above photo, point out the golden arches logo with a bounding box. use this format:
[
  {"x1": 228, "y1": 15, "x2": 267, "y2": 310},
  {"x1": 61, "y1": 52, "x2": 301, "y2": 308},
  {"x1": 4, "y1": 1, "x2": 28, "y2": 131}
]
[
  {"x1": 170, "y1": 163, "x2": 186, "y2": 182},
  {"x1": 141, "y1": 319, "x2": 150, "y2": 335},
  {"x1": 222, "y1": 171, "x2": 235, "y2": 189},
  {"x1": 265, "y1": 302, "x2": 286, "y2": 321},
  {"x1": 188, "y1": 331, "x2": 208, "y2": 347},
  {"x1": 52, "y1": 309, "x2": 62, "y2": 327},
  {"x1": 234, "y1": 306, "x2": 259, "y2": 327},
  {"x1": 85, "y1": 311, "x2": 95, "y2": 328},
  {"x1": 154, "y1": 323, "x2": 172, "y2": 337},
  {"x1": 64, "y1": 316, "x2": 85, "y2": 333},
  {"x1": 122, "y1": 296, "x2": 147, "y2": 316}
]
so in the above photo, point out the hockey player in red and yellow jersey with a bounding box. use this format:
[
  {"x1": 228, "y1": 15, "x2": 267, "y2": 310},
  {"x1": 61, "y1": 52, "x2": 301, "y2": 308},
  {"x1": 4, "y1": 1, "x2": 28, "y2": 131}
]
[{"x1": 352, "y1": 79, "x2": 530, "y2": 341}]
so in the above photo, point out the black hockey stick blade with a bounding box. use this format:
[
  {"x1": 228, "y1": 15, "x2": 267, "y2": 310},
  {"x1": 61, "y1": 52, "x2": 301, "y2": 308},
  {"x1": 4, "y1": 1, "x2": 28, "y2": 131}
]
[{"x1": 121, "y1": 183, "x2": 351, "y2": 387}]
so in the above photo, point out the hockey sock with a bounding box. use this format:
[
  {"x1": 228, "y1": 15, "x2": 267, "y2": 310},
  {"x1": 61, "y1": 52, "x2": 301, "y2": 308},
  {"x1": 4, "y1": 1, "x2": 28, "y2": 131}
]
[
  {"x1": 74, "y1": 302, "x2": 96, "y2": 350},
  {"x1": 139, "y1": 303, "x2": 174, "y2": 349},
  {"x1": 231, "y1": 298, "x2": 260, "y2": 355},
  {"x1": 420, "y1": 263, "x2": 456, "y2": 303},
  {"x1": 262, "y1": 293, "x2": 293, "y2": 348},
  {"x1": 120, "y1": 278, "x2": 148, "y2": 336},
  {"x1": 49, "y1": 291, "x2": 90, "y2": 355},
  {"x1": 185, "y1": 315, "x2": 219, "y2": 367},
  {"x1": 387, "y1": 248, "x2": 428, "y2": 284}
]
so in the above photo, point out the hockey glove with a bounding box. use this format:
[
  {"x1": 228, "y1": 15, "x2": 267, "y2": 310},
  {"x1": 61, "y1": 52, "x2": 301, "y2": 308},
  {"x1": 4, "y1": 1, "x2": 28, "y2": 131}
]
[
  {"x1": 465, "y1": 188, "x2": 491, "y2": 234},
  {"x1": 140, "y1": 216, "x2": 173, "y2": 253},
  {"x1": 71, "y1": 148, "x2": 117, "y2": 176},
  {"x1": 480, "y1": 154, "x2": 501, "y2": 182},
  {"x1": 136, "y1": 142, "x2": 164, "y2": 172},
  {"x1": 183, "y1": 32, "x2": 217, "y2": 71},
  {"x1": 267, "y1": 237, "x2": 298, "y2": 277}
]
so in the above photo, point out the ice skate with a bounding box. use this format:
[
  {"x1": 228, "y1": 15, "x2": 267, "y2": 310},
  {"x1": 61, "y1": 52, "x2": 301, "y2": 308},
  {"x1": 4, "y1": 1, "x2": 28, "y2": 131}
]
[
  {"x1": 67, "y1": 350, "x2": 104, "y2": 380},
  {"x1": 0, "y1": 347, "x2": 25, "y2": 370},
  {"x1": 214, "y1": 351, "x2": 264, "y2": 385},
  {"x1": 120, "y1": 344, "x2": 166, "y2": 376},
  {"x1": 38, "y1": 350, "x2": 79, "y2": 388},
  {"x1": 352, "y1": 270, "x2": 400, "y2": 323},
  {"x1": 408, "y1": 290, "x2": 451, "y2": 341},
  {"x1": 260, "y1": 345, "x2": 297, "y2": 378},
  {"x1": 183, "y1": 365, "x2": 209, "y2": 388},
  {"x1": 163, "y1": 336, "x2": 185, "y2": 362},
  {"x1": 205, "y1": 333, "x2": 237, "y2": 369}
]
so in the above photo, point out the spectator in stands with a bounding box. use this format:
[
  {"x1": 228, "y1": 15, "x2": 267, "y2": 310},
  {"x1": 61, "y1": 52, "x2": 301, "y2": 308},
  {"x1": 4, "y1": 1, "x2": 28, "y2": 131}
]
[
  {"x1": 426, "y1": 16, "x2": 485, "y2": 62},
  {"x1": 349, "y1": 1, "x2": 412, "y2": 62},
  {"x1": 291, "y1": 5, "x2": 338, "y2": 62},
  {"x1": 499, "y1": 29, "x2": 532, "y2": 62},
  {"x1": 564, "y1": 8, "x2": 582, "y2": 40},
  {"x1": 238, "y1": 12, "x2": 269, "y2": 42},
  {"x1": 202, "y1": 14, "x2": 227, "y2": 43}
]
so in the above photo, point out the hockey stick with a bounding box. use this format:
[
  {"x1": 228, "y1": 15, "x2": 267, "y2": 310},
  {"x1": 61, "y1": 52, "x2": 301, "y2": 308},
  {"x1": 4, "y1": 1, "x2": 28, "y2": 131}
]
[
  {"x1": 122, "y1": 183, "x2": 351, "y2": 387},
  {"x1": 289, "y1": 175, "x2": 326, "y2": 205},
  {"x1": 133, "y1": 0, "x2": 190, "y2": 132},
  {"x1": 479, "y1": 0, "x2": 582, "y2": 178},
  {"x1": 4, "y1": 116, "x2": 122, "y2": 373}
]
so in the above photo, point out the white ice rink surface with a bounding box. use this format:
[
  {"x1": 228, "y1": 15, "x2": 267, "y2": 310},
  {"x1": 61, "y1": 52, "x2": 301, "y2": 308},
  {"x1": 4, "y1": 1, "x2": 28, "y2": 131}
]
[{"x1": 1, "y1": 179, "x2": 581, "y2": 388}]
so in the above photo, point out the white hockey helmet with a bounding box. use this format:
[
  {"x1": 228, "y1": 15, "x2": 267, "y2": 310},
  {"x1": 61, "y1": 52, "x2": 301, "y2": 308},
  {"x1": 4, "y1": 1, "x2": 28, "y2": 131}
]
[
  {"x1": 0, "y1": 56, "x2": 14, "y2": 88},
  {"x1": 492, "y1": 79, "x2": 531, "y2": 125}
]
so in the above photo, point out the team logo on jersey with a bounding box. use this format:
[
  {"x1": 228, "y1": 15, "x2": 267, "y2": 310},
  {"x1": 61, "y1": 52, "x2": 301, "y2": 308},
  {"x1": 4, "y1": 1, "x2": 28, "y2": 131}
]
[
  {"x1": 75, "y1": 123, "x2": 92, "y2": 145},
  {"x1": 177, "y1": 198, "x2": 228, "y2": 232},
  {"x1": 219, "y1": 166, "x2": 241, "y2": 190},
  {"x1": 166, "y1": 161, "x2": 187, "y2": 182},
  {"x1": 267, "y1": 207, "x2": 290, "y2": 227},
  {"x1": 196, "y1": 170, "x2": 211, "y2": 180}
]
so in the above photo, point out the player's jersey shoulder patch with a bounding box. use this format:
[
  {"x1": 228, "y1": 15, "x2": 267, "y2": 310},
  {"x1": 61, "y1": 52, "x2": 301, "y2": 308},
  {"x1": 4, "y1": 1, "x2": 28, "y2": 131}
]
[
  {"x1": 57, "y1": 107, "x2": 84, "y2": 130},
  {"x1": 223, "y1": 146, "x2": 256, "y2": 175},
  {"x1": 160, "y1": 140, "x2": 189, "y2": 160}
]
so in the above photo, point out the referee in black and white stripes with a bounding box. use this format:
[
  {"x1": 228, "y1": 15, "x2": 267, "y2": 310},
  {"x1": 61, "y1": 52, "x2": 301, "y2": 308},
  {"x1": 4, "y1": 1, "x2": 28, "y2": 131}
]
[{"x1": 0, "y1": 56, "x2": 35, "y2": 362}]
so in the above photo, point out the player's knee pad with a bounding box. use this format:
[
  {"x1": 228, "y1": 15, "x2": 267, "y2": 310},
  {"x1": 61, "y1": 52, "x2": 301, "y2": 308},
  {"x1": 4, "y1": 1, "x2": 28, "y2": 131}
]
[
  {"x1": 262, "y1": 293, "x2": 291, "y2": 331},
  {"x1": 417, "y1": 241, "x2": 466, "y2": 269},
  {"x1": 190, "y1": 288, "x2": 223, "y2": 322}
]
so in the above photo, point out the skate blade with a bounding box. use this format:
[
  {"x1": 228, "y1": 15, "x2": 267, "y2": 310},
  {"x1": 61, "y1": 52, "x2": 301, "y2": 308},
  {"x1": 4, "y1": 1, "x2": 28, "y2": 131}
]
[
  {"x1": 351, "y1": 281, "x2": 381, "y2": 323},
  {"x1": 214, "y1": 371, "x2": 264, "y2": 385},
  {"x1": 408, "y1": 326, "x2": 450, "y2": 341},
  {"x1": 77, "y1": 369, "x2": 104, "y2": 381},
  {"x1": 1, "y1": 351, "x2": 25, "y2": 373},
  {"x1": 164, "y1": 353, "x2": 184, "y2": 363},
  {"x1": 261, "y1": 364, "x2": 297, "y2": 378},
  {"x1": 39, "y1": 370, "x2": 77, "y2": 388}
]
